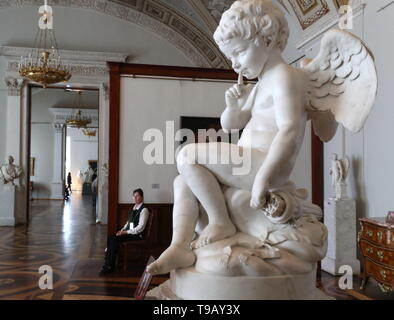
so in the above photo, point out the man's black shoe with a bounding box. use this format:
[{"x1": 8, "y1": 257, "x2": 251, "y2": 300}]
[{"x1": 99, "y1": 266, "x2": 114, "y2": 275}]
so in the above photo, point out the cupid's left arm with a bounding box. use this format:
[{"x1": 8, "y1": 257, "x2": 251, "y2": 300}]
[{"x1": 250, "y1": 67, "x2": 306, "y2": 209}]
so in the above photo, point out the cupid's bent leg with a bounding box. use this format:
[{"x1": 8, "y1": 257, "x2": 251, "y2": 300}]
[
  {"x1": 176, "y1": 143, "x2": 238, "y2": 248},
  {"x1": 147, "y1": 175, "x2": 198, "y2": 275}
]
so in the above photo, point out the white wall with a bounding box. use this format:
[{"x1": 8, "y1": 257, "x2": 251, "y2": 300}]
[
  {"x1": 0, "y1": 56, "x2": 7, "y2": 163},
  {"x1": 119, "y1": 77, "x2": 312, "y2": 204},
  {"x1": 323, "y1": 3, "x2": 394, "y2": 219},
  {"x1": 32, "y1": 89, "x2": 98, "y2": 122},
  {"x1": 297, "y1": 2, "x2": 394, "y2": 219},
  {"x1": 119, "y1": 78, "x2": 227, "y2": 203},
  {"x1": 30, "y1": 124, "x2": 54, "y2": 199},
  {"x1": 67, "y1": 127, "x2": 98, "y2": 192},
  {"x1": 360, "y1": 1, "x2": 394, "y2": 218}
]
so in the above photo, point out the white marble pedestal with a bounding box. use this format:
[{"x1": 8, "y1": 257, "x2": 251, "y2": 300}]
[
  {"x1": 322, "y1": 198, "x2": 360, "y2": 275},
  {"x1": 147, "y1": 267, "x2": 333, "y2": 300},
  {"x1": 0, "y1": 185, "x2": 16, "y2": 226}
]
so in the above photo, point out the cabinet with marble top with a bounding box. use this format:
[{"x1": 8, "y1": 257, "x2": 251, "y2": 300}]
[{"x1": 358, "y1": 217, "x2": 394, "y2": 293}]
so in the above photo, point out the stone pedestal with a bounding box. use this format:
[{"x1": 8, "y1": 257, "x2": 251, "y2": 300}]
[
  {"x1": 322, "y1": 198, "x2": 360, "y2": 275},
  {"x1": 147, "y1": 267, "x2": 333, "y2": 300},
  {"x1": 0, "y1": 185, "x2": 16, "y2": 226}
]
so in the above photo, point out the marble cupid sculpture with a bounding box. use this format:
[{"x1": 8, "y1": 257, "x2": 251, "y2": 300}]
[
  {"x1": 330, "y1": 153, "x2": 350, "y2": 199},
  {"x1": 147, "y1": 0, "x2": 377, "y2": 292},
  {"x1": 0, "y1": 156, "x2": 23, "y2": 186}
]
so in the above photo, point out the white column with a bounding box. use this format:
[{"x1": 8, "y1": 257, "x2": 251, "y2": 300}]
[
  {"x1": 4, "y1": 77, "x2": 24, "y2": 163},
  {"x1": 97, "y1": 82, "x2": 109, "y2": 224},
  {"x1": 51, "y1": 123, "x2": 64, "y2": 200},
  {"x1": 1, "y1": 77, "x2": 24, "y2": 226}
]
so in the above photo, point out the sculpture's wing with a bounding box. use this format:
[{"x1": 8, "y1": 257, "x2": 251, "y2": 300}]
[{"x1": 302, "y1": 29, "x2": 377, "y2": 142}]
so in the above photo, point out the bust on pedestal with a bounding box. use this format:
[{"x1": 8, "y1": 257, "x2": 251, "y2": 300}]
[{"x1": 145, "y1": 0, "x2": 376, "y2": 299}]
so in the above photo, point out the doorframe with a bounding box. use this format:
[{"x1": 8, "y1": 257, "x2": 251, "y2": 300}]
[{"x1": 25, "y1": 83, "x2": 102, "y2": 225}]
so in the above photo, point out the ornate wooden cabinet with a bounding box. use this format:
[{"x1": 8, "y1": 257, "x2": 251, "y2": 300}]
[{"x1": 358, "y1": 217, "x2": 394, "y2": 293}]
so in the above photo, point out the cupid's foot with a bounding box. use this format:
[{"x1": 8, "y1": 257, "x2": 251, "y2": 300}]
[
  {"x1": 146, "y1": 245, "x2": 196, "y2": 275},
  {"x1": 191, "y1": 222, "x2": 236, "y2": 249}
]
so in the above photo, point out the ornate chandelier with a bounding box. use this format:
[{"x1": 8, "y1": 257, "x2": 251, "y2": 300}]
[
  {"x1": 19, "y1": 0, "x2": 71, "y2": 88},
  {"x1": 82, "y1": 128, "x2": 97, "y2": 138},
  {"x1": 65, "y1": 91, "x2": 92, "y2": 129}
]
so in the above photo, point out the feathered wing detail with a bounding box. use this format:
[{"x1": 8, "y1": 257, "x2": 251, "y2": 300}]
[{"x1": 301, "y1": 29, "x2": 377, "y2": 142}]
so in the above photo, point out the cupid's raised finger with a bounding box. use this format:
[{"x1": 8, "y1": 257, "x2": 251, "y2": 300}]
[{"x1": 233, "y1": 84, "x2": 244, "y2": 96}]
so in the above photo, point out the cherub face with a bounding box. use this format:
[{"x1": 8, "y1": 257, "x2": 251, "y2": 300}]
[{"x1": 219, "y1": 37, "x2": 269, "y2": 79}]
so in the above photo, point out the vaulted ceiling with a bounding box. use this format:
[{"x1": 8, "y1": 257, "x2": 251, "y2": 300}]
[{"x1": 0, "y1": 0, "x2": 344, "y2": 68}]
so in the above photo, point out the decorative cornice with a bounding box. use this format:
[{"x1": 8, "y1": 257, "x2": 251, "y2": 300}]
[
  {"x1": 0, "y1": 46, "x2": 129, "y2": 63},
  {"x1": 0, "y1": 0, "x2": 230, "y2": 68}
]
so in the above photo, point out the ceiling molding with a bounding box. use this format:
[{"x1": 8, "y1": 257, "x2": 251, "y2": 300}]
[{"x1": 0, "y1": 0, "x2": 230, "y2": 68}]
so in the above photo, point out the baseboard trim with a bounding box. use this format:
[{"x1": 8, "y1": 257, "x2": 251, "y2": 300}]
[{"x1": 0, "y1": 217, "x2": 16, "y2": 226}]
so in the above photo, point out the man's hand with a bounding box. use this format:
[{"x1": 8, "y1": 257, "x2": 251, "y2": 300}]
[
  {"x1": 250, "y1": 180, "x2": 269, "y2": 210},
  {"x1": 116, "y1": 230, "x2": 128, "y2": 236}
]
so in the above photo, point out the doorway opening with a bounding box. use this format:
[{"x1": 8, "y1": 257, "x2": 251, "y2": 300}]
[{"x1": 27, "y1": 85, "x2": 99, "y2": 225}]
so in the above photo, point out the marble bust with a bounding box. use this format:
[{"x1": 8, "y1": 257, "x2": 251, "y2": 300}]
[
  {"x1": 0, "y1": 155, "x2": 23, "y2": 186},
  {"x1": 147, "y1": 0, "x2": 377, "y2": 299}
]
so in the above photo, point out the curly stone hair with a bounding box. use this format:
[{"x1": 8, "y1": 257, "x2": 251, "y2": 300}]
[{"x1": 214, "y1": 0, "x2": 289, "y2": 52}]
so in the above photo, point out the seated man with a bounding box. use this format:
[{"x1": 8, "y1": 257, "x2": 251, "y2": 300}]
[{"x1": 100, "y1": 188, "x2": 150, "y2": 274}]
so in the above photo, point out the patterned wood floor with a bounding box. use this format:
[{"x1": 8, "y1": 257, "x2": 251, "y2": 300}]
[
  {"x1": 0, "y1": 194, "x2": 392, "y2": 300},
  {"x1": 0, "y1": 194, "x2": 167, "y2": 300}
]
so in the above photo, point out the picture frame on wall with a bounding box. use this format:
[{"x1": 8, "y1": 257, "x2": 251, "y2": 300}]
[{"x1": 180, "y1": 116, "x2": 229, "y2": 145}]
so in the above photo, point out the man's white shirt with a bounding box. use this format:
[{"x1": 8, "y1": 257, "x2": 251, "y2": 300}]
[{"x1": 121, "y1": 203, "x2": 149, "y2": 235}]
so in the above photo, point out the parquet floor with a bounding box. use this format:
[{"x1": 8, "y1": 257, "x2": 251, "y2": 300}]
[
  {"x1": 0, "y1": 194, "x2": 392, "y2": 300},
  {"x1": 0, "y1": 194, "x2": 167, "y2": 300}
]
